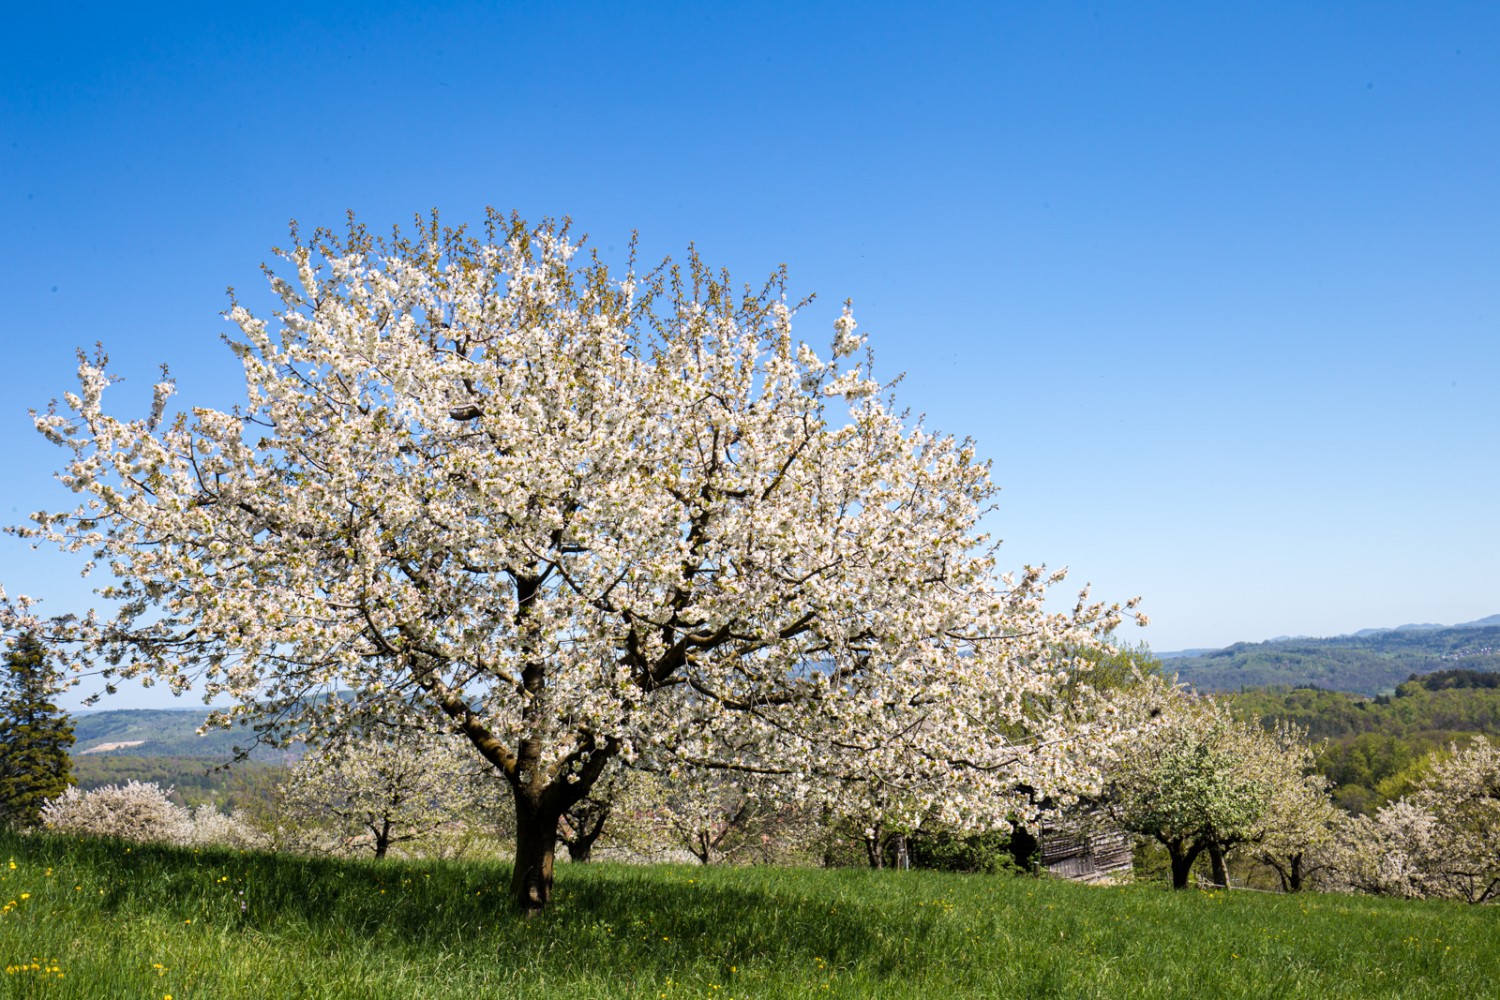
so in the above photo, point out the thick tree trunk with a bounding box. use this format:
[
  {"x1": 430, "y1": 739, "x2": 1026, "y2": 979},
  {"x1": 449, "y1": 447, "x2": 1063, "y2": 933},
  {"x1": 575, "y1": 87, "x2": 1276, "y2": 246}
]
[
  {"x1": 510, "y1": 797, "x2": 562, "y2": 915},
  {"x1": 1166, "y1": 840, "x2": 1203, "y2": 890},
  {"x1": 1008, "y1": 823, "x2": 1039, "y2": 872},
  {"x1": 434, "y1": 577, "x2": 616, "y2": 913},
  {"x1": 865, "y1": 831, "x2": 886, "y2": 869},
  {"x1": 1287, "y1": 853, "x2": 1303, "y2": 893},
  {"x1": 1207, "y1": 844, "x2": 1229, "y2": 888},
  {"x1": 565, "y1": 827, "x2": 601, "y2": 863}
]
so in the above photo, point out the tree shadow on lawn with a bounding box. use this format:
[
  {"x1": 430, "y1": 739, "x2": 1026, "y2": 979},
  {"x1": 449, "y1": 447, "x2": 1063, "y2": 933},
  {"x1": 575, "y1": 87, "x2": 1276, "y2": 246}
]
[{"x1": 21, "y1": 833, "x2": 932, "y2": 980}]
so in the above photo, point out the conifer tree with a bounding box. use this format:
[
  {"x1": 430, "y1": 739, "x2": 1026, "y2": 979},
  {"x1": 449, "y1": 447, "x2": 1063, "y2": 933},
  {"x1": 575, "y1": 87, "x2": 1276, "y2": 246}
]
[{"x1": 0, "y1": 633, "x2": 75, "y2": 828}]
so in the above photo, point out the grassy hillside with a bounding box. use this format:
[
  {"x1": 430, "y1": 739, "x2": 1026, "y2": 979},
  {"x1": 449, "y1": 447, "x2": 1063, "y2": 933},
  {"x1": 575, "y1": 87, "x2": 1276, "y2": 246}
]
[
  {"x1": 1, "y1": 831, "x2": 1494, "y2": 999},
  {"x1": 1165, "y1": 623, "x2": 1500, "y2": 695}
]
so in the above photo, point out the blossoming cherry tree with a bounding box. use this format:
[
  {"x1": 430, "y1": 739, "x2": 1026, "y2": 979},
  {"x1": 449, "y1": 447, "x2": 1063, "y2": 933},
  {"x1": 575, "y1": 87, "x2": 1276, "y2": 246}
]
[{"x1": 1, "y1": 212, "x2": 1143, "y2": 911}]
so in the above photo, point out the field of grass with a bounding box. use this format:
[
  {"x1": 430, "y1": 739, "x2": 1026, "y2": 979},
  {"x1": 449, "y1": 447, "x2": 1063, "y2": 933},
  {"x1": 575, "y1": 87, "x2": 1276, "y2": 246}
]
[{"x1": 0, "y1": 830, "x2": 1492, "y2": 999}]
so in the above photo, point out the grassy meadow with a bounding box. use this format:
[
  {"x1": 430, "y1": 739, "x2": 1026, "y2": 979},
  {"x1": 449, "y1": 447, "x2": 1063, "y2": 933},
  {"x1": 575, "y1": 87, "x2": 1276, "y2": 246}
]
[{"x1": 0, "y1": 830, "x2": 1492, "y2": 999}]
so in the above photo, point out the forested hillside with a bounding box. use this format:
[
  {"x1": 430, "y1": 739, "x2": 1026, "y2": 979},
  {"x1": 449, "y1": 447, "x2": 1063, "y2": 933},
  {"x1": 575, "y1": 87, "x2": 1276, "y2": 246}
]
[
  {"x1": 1165, "y1": 623, "x2": 1500, "y2": 695},
  {"x1": 1226, "y1": 669, "x2": 1500, "y2": 814},
  {"x1": 72, "y1": 708, "x2": 294, "y2": 760},
  {"x1": 68, "y1": 754, "x2": 284, "y2": 809},
  {"x1": 69, "y1": 709, "x2": 295, "y2": 808}
]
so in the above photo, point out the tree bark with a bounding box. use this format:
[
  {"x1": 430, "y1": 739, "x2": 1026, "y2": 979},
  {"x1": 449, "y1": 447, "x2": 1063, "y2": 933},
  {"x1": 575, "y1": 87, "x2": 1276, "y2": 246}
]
[
  {"x1": 691, "y1": 830, "x2": 713, "y2": 865},
  {"x1": 1166, "y1": 839, "x2": 1204, "y2": 890},
  {"x1": 426, "y1": 567, "x2": 616, "y2": 913},
  {"x1": 566, "y1": 837, "x2": 596, "y2": 864},
  {"x1": 1207, "y1": 843, "x2": 1229, "y2": 888},
  {"x1": 372, "y1": 817, "x2": 392, "y2": 860},
  {"x1": 865, "y1": 825, "x2": 886, "y2": 869},
  {"x1": 510, "y1": 796, "x2": 562, "y2": 915},
  {"x1": 560, "y1": 800, "x2": 611, "y2": 863},
  {"x1": 564, "y1": 822, "x2": 603, "y2": 863}
]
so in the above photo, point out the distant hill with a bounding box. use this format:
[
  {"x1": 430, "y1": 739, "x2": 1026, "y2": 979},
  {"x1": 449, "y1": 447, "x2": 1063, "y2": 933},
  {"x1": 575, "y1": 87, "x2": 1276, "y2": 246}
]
[
  {"x1": 1348, "y1": 613, "x2": 1500, "y2": 637},
  {"x1": 71, "y1": 708, "x2": 294, "y2": 762},
  {"x1": 1163, "y1": 621, "x2": 1500, "y2": 697}
]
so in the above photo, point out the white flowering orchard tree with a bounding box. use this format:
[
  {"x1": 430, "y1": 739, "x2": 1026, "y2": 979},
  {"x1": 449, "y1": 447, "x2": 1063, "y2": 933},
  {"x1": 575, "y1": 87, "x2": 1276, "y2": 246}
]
[
  {"x1": 1411, "y1": 736, "x2": 1500, "y2": 904},
  {"x1": 41, "y1": 780, "x2": 191, "y2": 844},
  {"x1": 1344, "y1": 737, "x2": 1500, "y2": 904},
  {"x1": 0, "y1": 212, "x2": 1143, "y2": 911},
  {"x1": 1249, "y1": 767, "x2": 1341, "y2": 893},
  {"x1": 1338, "y1": 799, "x2": 1438, "y2": 900},
  {"x1": 1102, "y1": 687, "x2": 1317, "y2": 889},
  {"x1": 283, "y1": 725, "x2": 502, "y2": 859}
]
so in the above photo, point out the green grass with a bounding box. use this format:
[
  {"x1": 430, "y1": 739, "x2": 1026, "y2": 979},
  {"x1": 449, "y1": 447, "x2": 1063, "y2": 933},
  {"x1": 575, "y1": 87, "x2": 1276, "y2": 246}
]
[{"x1": 0, "y1": 830, "x2": 1492, "y2": 999}]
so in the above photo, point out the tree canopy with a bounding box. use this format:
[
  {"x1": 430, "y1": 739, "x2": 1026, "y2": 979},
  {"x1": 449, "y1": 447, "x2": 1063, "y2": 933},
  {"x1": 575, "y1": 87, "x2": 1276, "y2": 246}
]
[
  {"x1": 1, "y1": 211, "x2": 1143, "y2": 910},
  {"x1": 0, "y1": 633, "x2": 75, "y2": 828},
  {"x1": 1102, "y1": 686, "x2": 1315, "y2": 889}
]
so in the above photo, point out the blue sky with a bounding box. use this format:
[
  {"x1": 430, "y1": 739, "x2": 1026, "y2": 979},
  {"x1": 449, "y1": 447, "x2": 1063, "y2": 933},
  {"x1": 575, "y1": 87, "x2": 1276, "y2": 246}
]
[{"x1": 3, "y1": 2, "x2": 1498, "y2": 707}]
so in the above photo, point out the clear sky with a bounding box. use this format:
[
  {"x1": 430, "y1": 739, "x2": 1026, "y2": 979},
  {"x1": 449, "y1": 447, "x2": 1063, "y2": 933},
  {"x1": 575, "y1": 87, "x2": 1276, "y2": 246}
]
[{"x1": 3, "y1": 2, "x2": 1497, "y2": 709}]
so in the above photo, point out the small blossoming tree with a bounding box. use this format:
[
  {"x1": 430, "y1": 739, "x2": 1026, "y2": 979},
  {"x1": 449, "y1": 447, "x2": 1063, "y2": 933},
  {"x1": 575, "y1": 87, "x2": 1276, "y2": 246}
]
[
  {"x1": 283, "y1": 725, "x2": 502, "y2": 859},
  {"x1": 40, "y1": 780, "x2": 252, "y2": 847},
  {"x1": 41, "y1": 780, "x2": 190, "y2": 843},
  {"x1": 1343, "y1": 737, "x2": 1500, "y2": 903},
  {"x1": 1, "y1": 211, "x2": 1143, "y2": 911},
  {"x1": 1102, "y1": 688, "x2": 1317, "y2": 889},
  {"x1": 1412, "y1": 736, "x2": 1500, "y2": 904},
  {"x1": 1249, "y1": 767, "x2": 1342, "y2": 893}
]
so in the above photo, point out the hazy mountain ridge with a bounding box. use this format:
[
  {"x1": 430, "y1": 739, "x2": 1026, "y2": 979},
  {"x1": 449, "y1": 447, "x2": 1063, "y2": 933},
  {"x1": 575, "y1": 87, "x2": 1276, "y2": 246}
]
[
  {"x1": 71, "y1": 708, "x2": 291, "y2": 762},
  {"x1": 1163, "y1": 617, "x2": 1500, "y2": 696},
  {"x1": 1160, "y1": 614, "x2": 1500, "y2": 658},
  {"x1": 66, "y1": 614, "x2": 1500, "y2": 741}
]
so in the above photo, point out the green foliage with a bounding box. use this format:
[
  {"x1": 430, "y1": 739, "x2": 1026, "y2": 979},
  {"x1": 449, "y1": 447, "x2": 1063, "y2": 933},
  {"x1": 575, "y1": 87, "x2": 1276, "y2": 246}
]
[
  {"x1": 1082, "y1": 639, "x2": 1165, "y2": 689},
  {"x1": 1167, "y1": 624, "x2": 1500, "y2": 696},
  {"x1": 70, "y1": 755, "x2": 282, "y2": 811},
  {"x1": 1226, "y1": 681, "x2": 1500, "y2": 814},
  {"x1": 906, "y1": 825, "x2": 1022, "y2": 875},
  {"x1": 1413, "y1": 669, "x2": 1500, "y2": 692},
  {"x1": 4, "y1": 829, "x2": 1498, "y2": 998},
  {"x1": 1371, "y1": 753, "x2": 1441, "y2": 805},
  {"x1": 0, "y1": 633, "x2": 75, "y2": 827},
  {"x1": 1045, "y1": 639, "x2": 1164, "y2": 719}
]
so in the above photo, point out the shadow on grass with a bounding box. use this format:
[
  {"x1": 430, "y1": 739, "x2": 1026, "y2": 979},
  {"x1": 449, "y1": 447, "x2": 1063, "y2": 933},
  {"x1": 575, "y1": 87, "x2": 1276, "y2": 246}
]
[{"x1": 9, "y1": 830, "x2": 924, "y2": 980}]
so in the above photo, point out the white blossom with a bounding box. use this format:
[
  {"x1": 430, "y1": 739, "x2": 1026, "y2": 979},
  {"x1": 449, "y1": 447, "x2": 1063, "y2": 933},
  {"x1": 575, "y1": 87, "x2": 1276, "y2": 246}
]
[
  {"x1": 2, "y1": 211, "x2": 1145, "y2": 909},
  {"x1": 41, "y1": 781, "x2": 191, "y2": 844}
]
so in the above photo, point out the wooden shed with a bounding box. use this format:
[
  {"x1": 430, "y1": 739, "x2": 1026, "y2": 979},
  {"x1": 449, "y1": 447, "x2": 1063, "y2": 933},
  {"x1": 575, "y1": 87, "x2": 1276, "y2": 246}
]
[{"x1": 1039, "y1": 826, "x2": 1133, "y2": 883}]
